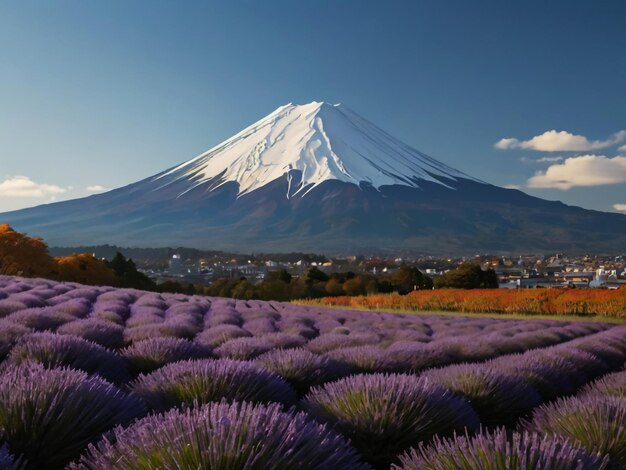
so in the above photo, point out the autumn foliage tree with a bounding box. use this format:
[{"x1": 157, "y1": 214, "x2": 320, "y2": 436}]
[
  {"x1": 0, "y1": 224, "x2": 57, "y2": 277},
  {"x1": 55, "y1": 253, "x2": 118, "y2": 286},
  {"x1": 0, "y1": 224, "x2": 158, "y2": 290}
]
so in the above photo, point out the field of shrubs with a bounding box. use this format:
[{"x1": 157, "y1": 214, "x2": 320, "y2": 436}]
[
  {"x1": 307, "y1": 287, "x2": 626, "y2": 319},
  {"x1": 0, "y1": 275, "x2": 625, "y2": 469}
]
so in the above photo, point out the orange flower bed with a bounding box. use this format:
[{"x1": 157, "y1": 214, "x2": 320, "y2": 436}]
[{"x1": 304, "y1": 288, "x2": 626, "y2": 318}]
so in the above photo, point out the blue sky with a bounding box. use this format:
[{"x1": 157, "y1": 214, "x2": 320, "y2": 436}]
[{"x1": 1, "y1": 1, "x2": 625, "y2": 213}]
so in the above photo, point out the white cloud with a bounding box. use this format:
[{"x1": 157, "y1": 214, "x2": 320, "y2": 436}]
[
  {"x1": 619, "y1": 144, "x2": 626, "y2": 151},
  {"x1": 496, "y1": 130, "x2": 626, "y2": 152},
  {"x1": 504, "y1": 184, "x2": 522, "y2": 190},
  {"x1": 0, "y1": 176, "x2": 67, "y2": 198},
  {"x1": 86, "y1": 185, "x2": 108, "y2": 193},
  {"x1": 537, "y1": 156, "x2": 564, "y2": 163},
  {"x1": 613, "y1": 204, "x2": 626, "y2": 213},
  {"x1": 527, "y1": 155, "x2": 626, "y2": 190},
  {"x1": 495, "y1": 138, "x2": 520, "y2": 150}
]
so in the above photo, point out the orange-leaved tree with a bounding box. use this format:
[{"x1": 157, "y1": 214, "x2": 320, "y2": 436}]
[
  {"x1": 55, "y1": 253, "x2": 119, "y2": 286},
  {"x1": 0, "y1": 224, "x2": 57, "y2": 277}
]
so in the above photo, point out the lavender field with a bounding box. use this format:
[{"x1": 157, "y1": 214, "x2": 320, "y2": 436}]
[{"x1": 0, "y1": 275, "x2": 625, "y2": 469}]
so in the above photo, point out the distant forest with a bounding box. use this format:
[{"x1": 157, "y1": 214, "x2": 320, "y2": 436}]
[
  {"x1": 48, "y1": 245, "x2": 327, "y2": 268},
  {"x1": 2, "y1": 225, "x2": 497, "y2": 300}
]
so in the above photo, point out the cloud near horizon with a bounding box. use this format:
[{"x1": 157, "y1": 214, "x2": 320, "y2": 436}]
[
  {"x1": 527, "y1": 154, "x2": 626, "y2": 190},
  {"x1": 0, "y1": 176, "x2": 67, "y2": 198},
  {"x1": 614, "y1": 204, "x2": 626, "y2": 213},
  {"x1": 496, "y1": 130, "x2": 626, "y2": 152},
  {"x1": 86, "y1": 185, "x2": 108, "y2": 192}
]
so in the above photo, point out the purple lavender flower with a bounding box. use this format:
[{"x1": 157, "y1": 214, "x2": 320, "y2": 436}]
[
  {"x1": 303, "y1": 373, "x2": 479, "y2": 468},
  {"x1": 424, "y1": 363, "x2": 542, "y2": 426},
  {"x1": 0, "y1": 361, "x2": 144, "y2": 469},
  {"x1": 242, "y1": 317, "x2": 277, "y2": 335},
  {"x1": 325, "y1": 346, "x2": 408, "y2": 374},
  {"x1": 488, "y1": 353, "x2": 578, "y2": 400},
  {"x1": 57, "y1": 318, "x2": 125, "y2": 349},
  {"x1": 214, "y1": 336, "x2": 275, "y2": 360},
  {"x1": 306, "y1": 332, "x2": 381, "y2": 354},
  {"x1": 195, "y1": 324, "x2": 252, "y2": 348},
  {"x1": 125, "y1": 306, "x2": 165, "y2": 328},
  {"x1": 256, "y1": 347, "x2": 348, "y2": 395},
  {"x1": 72, "y1": 401, "x2": 369, "y2": 469},
  {"x1": 48, "y1": 298, "x2": 92, "y2": 318},
  {"x1": 122, "y1": 337, "x2": 211, "y2": 375},
  {"x1": 0, "y1": 319, "x2": 31, "y2": 360},
  {"x1": 9, "y1": 332, "x2": 130, "y2": 383},
  {"x1": 6, "y1": 307, "x2": 74, "y2": 331},
  {"x1": 395, "y1": 427, "x2": 608, "y2": 469},
  {"x1": 262, "y1": 332, "x2": 307, "y2": 349},
  {"x1": 525, "y1": 395, "x2": 626, "y2": 468},
  {"x1": 5, "y1": 293, "x2": 46, "y2": 309},
  {"x1": 0, "y1": 300, "x2": 29, "y2": 318},
  {"x1": 131, "y1": 358, "x2": 297, "y2": 411},
  {"x1": 132, "y1": 294, "x2": 168, "y2": 311},
  {"x1": 581, "y1": 370, "x2": 626, "y2": 398}
]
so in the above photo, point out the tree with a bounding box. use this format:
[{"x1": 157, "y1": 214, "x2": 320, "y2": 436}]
[
  {"x1": 325, "y1": 278, "x2": 345, "y2": 296},
  {"x1": 434, "y1": 262, "x2": 499, "y2": 289},
  {"x1": 266, "y1": 269, "x2": 292, "y2": 284},
  {"x1": 231, "y1": 279, "x2": 256, "y2": 299},
  {"x1": 304, "y1": 267, "x2": 329, "y2": 286},
  {"x1": 0, "y1": 224, "x2": 57, "y2": 277},
  {"x1": 55, "y1": 254, "x2": 118, "y2": 286},
  {"x1": 106, "y1": 252, "x2": 156, "y2": 290},
  {"x1": 392, "y1": 263, "x2": 433, "y2": 293},
  {"x1": 343, "y1": 277, "x2": 366, "y2": 296}
]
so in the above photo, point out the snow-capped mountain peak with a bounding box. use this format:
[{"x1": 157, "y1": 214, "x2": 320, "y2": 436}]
[{"x1": 158, "y1": 101, "x2": 476, "y2": 198}]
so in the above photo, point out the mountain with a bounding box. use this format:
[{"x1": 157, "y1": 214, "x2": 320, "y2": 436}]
[{"x1": 2, "y1": 101, "x2": 626, "y2": 254}]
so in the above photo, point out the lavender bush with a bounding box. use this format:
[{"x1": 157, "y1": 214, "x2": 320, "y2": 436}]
[
  {"x1": 0, "y1": 320, "x2": 31, "y2": 360},
  {"x1": 256, "y1": 348, "x2": 347, "y2": 395},
  {"x1": 424, "y1": 364, "x2": 542, "y2": 426},
  {"x1": 306, "y1": 332, "x2": 381, "y2": 354},
  {"x1": 581, "y1": 370, "x2": 626, "y2": 398},
  {"x1": 213, "y1": 336, "x2": 275, "y2": 360},
  {"x1": 8, "y1": 332, "x2": 129, "y2": 383},
  {"x1": 57, "y1": 318, "x2": 125, "y2": 349},
  {"x1": 525, "y1": 395, "x2": 626, "y2": 468},
  {"x1": 5, "y1": 307, "x2": 74, "y2": 331},
  {"x1": 325, "y1": 346, "x2": 408, "y2": 374},
  {"x1": 131, "y1": 358, "x2": 297, "y2": 411},
  {"x1": 72, "y1": 401, "x2": 369, "y2": 469},
  {"x1": 303, "y1": 373, "x2": 479, "y2": 468},
  {"x1": 0, "y1": 362, "x2": 144, "y2": 469},
  {"x1": 195, "y1": 324, "x2": 252, "y2": 348},
  {"x1": 395, "y1": 428, "x2": 608, "y2": 470},
  {"x1": 122, "y1": 337, "x2": 211, "y2": 375}
]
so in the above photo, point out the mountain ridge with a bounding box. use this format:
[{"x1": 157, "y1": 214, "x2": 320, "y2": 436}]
[
  {"x1": 154, "y1": 101, "x2": 478, "y2": 199},
  {"x1": 2, "y1": 101, "x2": 626, "y2": 254}
]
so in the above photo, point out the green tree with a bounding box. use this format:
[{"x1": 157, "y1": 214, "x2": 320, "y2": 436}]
[
  {"x1": 106, "y1": 252, "x2": 156, "y2": 290},
  {"x1": 266, "y1": 269, "x2": 292, "y2": 284},
  {"x1": 392, "y1": 263, "x2": 433, "y2": 293},
  {"x1": 434, "y1": 262, "x2": 499, "y2": 289},
  {"x1": 304, "y1": 267, "x2": 329, "y2": 286}
]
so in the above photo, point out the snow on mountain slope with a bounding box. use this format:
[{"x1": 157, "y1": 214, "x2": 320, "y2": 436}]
[{"x1": 157, "y1": 101, "x2": 478, "y2": 198}]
